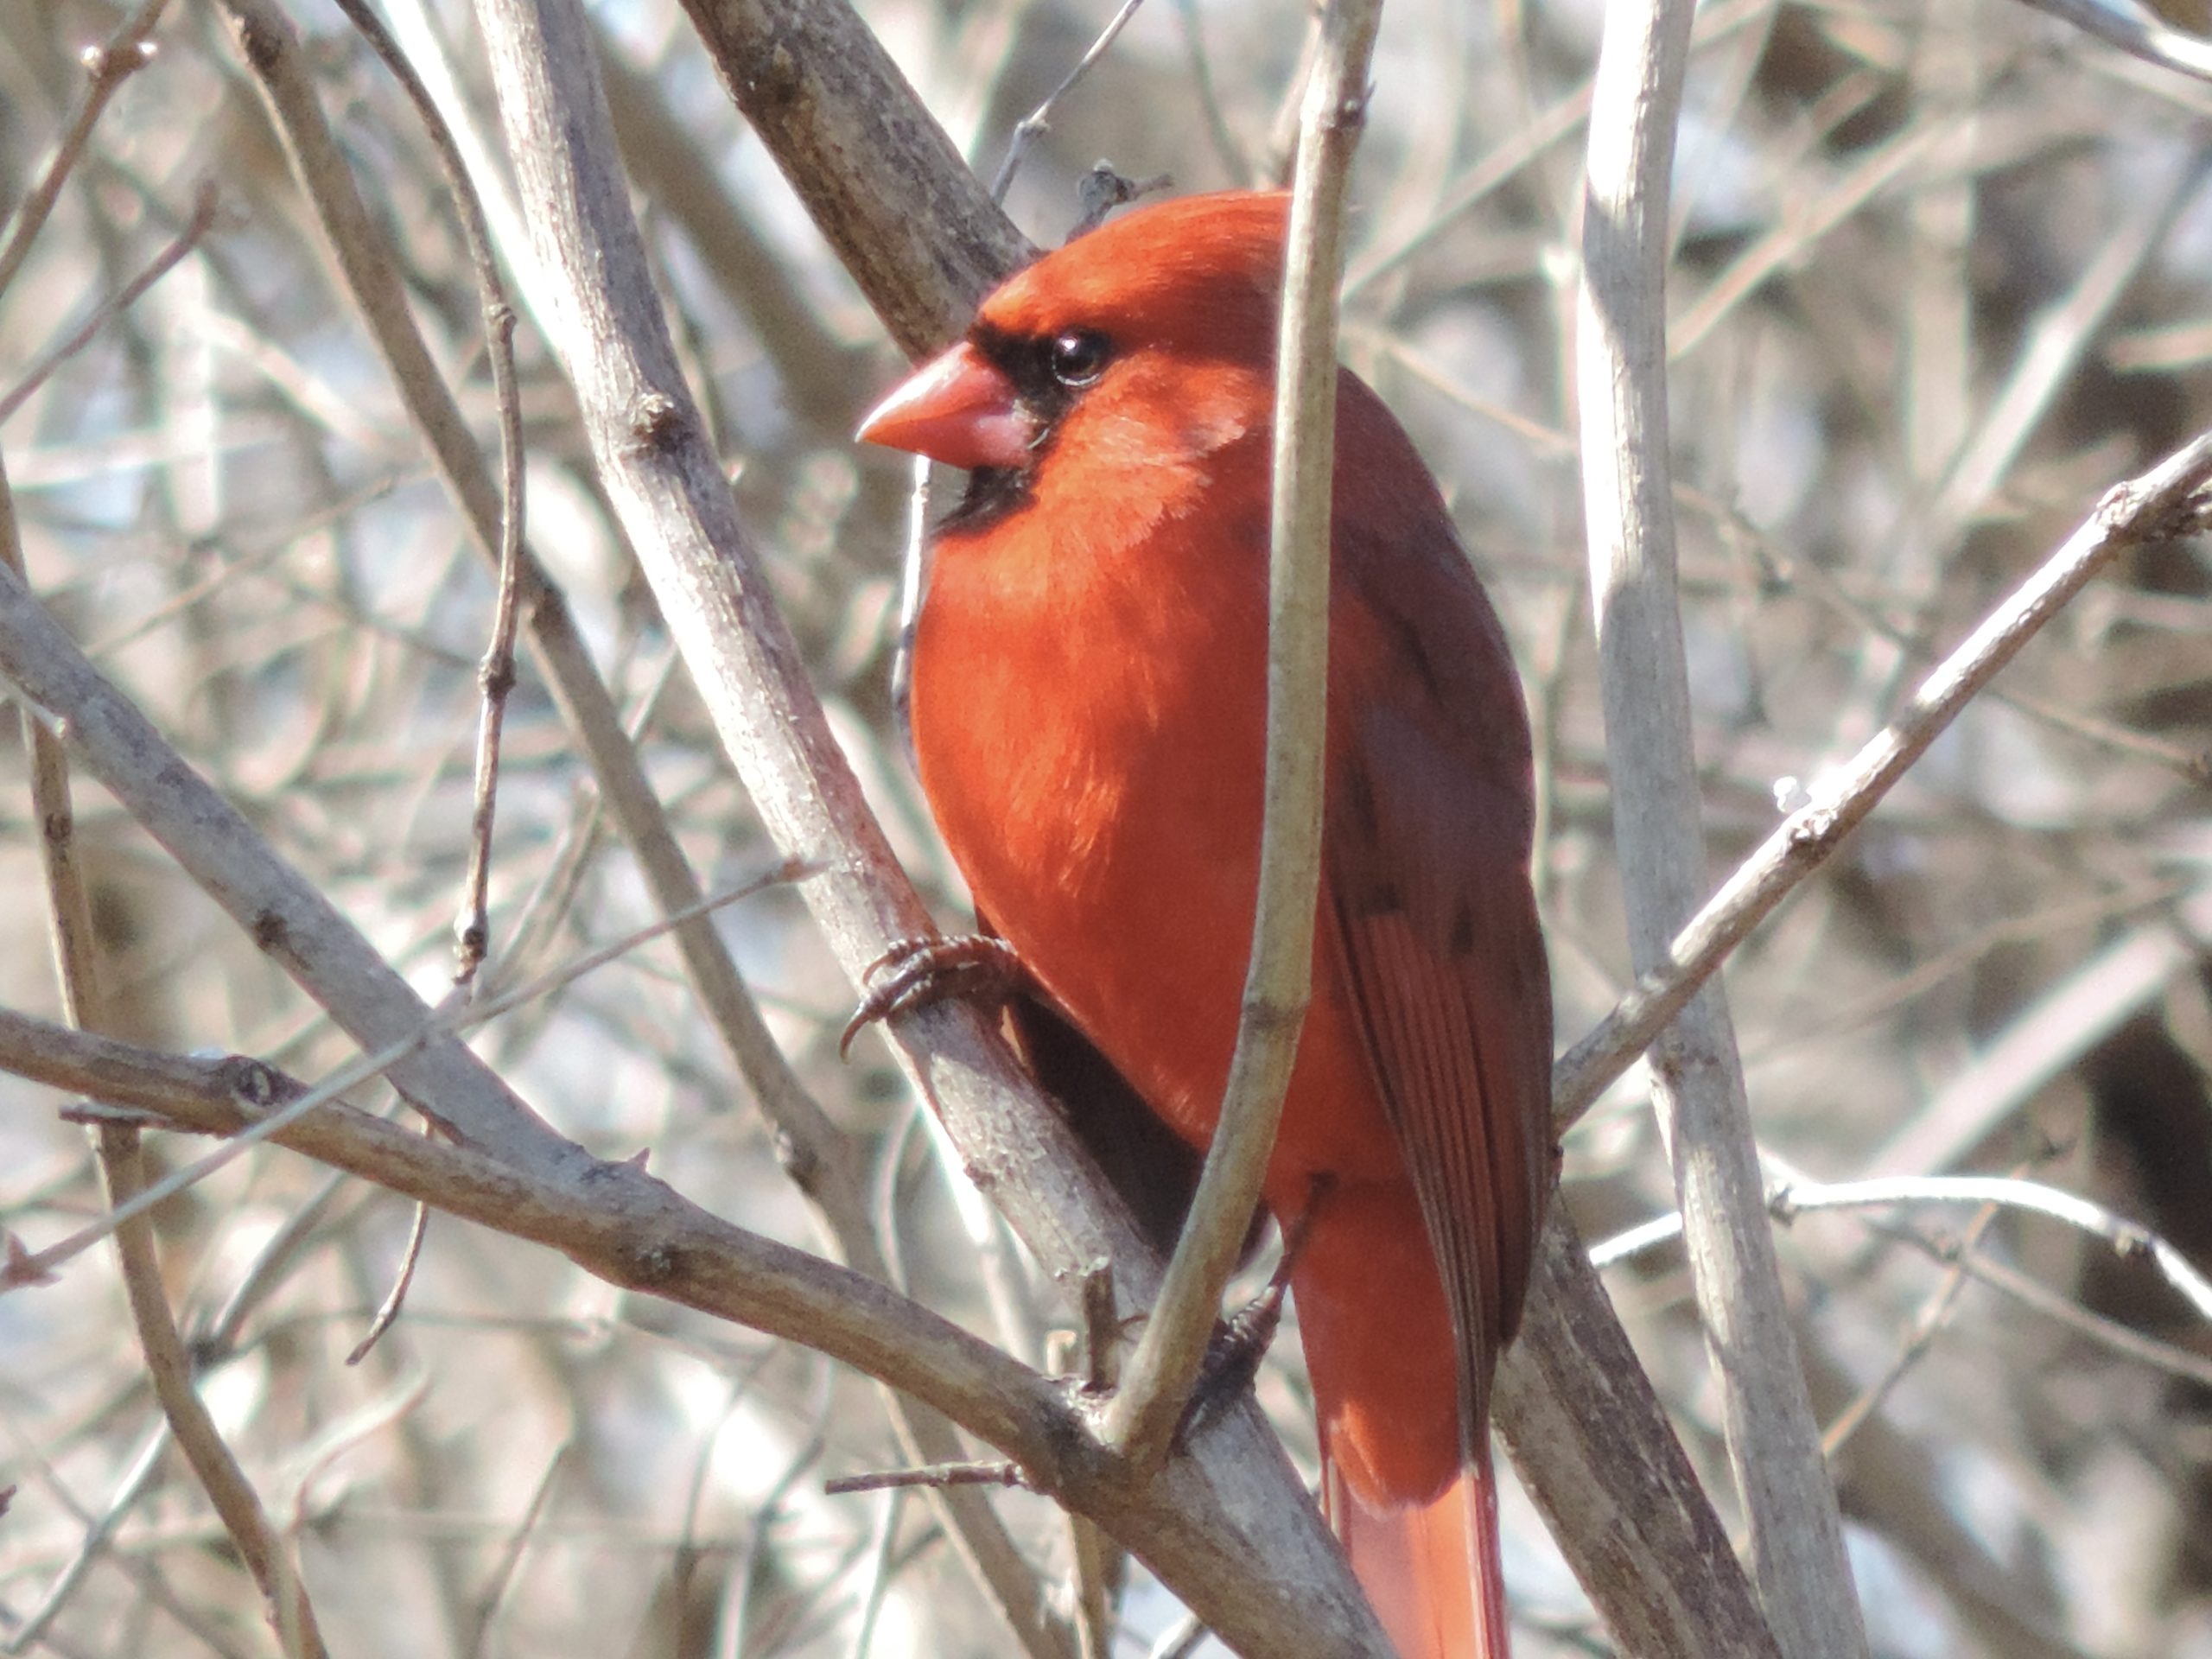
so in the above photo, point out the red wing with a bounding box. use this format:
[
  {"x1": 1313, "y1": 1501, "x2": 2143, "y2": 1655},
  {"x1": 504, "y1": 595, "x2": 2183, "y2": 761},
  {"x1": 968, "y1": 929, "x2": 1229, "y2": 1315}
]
[{"x1": 1322, "y1": 501, "x2": 1554, "y2": 1438}]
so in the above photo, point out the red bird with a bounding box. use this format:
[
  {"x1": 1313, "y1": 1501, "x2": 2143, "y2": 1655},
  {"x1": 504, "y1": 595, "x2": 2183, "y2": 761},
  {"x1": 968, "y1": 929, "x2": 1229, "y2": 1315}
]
[{"x1": 859, "y1": 190, "x2": 1552, "y2": 1658}]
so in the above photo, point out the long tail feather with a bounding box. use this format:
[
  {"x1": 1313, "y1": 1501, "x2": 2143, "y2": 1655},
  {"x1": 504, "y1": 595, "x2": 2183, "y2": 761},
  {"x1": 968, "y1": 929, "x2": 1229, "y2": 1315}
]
[{"x1": 1329, "y1": 1448, "x2": 1510, "y2": 1659}]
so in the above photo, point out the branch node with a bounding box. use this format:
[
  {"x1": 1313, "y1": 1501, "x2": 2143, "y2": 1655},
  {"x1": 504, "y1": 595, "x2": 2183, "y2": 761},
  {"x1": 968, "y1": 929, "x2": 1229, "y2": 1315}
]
[{"x1": 627, "y1": 389, "x2": 684, "y2": 448}]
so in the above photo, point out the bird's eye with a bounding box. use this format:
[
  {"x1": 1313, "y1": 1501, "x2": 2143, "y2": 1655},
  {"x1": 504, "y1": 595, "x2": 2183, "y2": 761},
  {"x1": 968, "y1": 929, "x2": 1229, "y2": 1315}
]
[{"x1": 1047, "y1": 330, "x2": 1109, "y2": 388}]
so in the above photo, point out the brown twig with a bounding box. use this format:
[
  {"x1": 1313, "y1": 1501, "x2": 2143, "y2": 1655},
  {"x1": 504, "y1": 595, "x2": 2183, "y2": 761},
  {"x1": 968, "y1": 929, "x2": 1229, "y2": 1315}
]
[
  {"x1": 346, "y1": 1173, "x2": 432, "y2": 1365},
  {"x1": 320, "y1": 0, "x2": 530, "y2": 991},
  {"x1": 823, "y1": 1460, "x2": 1027, "y2": 1497}
]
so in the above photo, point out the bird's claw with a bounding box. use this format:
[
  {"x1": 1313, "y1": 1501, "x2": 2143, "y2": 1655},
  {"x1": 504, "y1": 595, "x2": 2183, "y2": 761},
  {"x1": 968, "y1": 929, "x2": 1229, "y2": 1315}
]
[
  {"x1": 839, "y1": 934, "x2": 1027, "y2": 1058},
  {"x1": 1176, "y1": 1181, "x2": 1325, "y2": 1444},
  {"x1": 1176, "y1": 1278, "x2": 1294, "y2": 1445}
]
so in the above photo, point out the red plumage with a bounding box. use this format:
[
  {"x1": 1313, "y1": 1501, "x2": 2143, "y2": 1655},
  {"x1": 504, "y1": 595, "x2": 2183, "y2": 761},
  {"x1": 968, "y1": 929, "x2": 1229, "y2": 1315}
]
[{"x1": 861, "y1": 189, "x2": 1553, "y2": 1659}]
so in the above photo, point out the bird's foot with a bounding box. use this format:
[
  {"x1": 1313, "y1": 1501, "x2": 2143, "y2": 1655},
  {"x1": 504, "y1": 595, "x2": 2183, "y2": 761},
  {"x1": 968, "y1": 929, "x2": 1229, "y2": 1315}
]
[
  {"x1": 1176, "y1": 1277, "x2": 1294, "y2": 1444},
  {"x1": 840, "y1": 934, "x2": 1027, "y2": 1058},
  {"x1": 1176, "y1": 1190, "x2": 1325, "y2": 1442}
]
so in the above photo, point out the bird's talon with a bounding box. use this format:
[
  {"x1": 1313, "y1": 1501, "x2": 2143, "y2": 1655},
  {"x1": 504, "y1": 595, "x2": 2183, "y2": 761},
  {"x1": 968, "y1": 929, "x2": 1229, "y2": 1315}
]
[
  {"x1": 1175, "y1": 1290, "x2": 1289, "y2": 1446},
  {"x1": 839, "y1": 934, "x2": 1026, "y2": 1058},
  {"x1": 1176, "y1": 1184, "x2": 1325, "y2": 1445}
]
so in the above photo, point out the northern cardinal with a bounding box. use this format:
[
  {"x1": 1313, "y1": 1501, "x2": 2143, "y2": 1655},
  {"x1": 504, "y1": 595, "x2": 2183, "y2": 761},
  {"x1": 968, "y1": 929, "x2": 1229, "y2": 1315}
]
[{"x1": 859, "y1": 190, "x2": 1552, "y2": 1659}]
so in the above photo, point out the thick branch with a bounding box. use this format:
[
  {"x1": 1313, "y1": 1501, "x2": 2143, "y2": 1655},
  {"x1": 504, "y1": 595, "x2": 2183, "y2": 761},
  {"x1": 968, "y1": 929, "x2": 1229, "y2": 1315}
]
[
  {"x1": 0, "y1": 1009, "x2": 1367, "y2": 1657},
  {"x1": 1575, "y1": 0, "x2": 1866, "y2": 1648},
  {"x1": 675, "y1": 0, "x2": 1031, "y2": 356},
  {"x1": 1494, "y1": 1213, "x2": 1784, "y2": 1659}
]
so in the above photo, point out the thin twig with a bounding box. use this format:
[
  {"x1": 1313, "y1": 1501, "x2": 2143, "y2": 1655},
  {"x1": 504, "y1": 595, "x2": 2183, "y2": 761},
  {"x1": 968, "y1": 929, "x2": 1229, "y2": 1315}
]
[
  {"x1": 1915, "y1": 1226, "x2": 2212, "y2": 1390},
  {"x1": 1552, "y1": 433, "x2": 2212, "y2": 1128},
  {"x1": 1103, "y1": 0, "x2": 1381, "y2": 1478},
  {"x1": 346, "y1": 1175, "x2": 432, "y2": 1364},
  {"x1": 1052, "y1": 1294, "x2": 1123, "y2": 1659},
  {"x1": 989, "y1": 0, "x2": 1148, "y2": 202},
  {"x1": 0, "y1": 0, "x2": 169, "y2": 302},
  {"x1": 321, "y1": 0, "x2": 530, "y2": 989},
  {"x1": 304, "y1": 0, "x2": 534, "y2": 1342},
  {"x1": 3, "y1": 863, "x2": 801, "y2": 1290},
  {"x1": 1776, "y1": 1176, "x2": 2212, "y2": 1319},
  {"x1": 722, "y1": 1378, "x2": 833, "y2": 1659},
  {"x1": 0, "y1": 179, "x2": 219, "y2": 426},
  {"x1": 823, "y1": 1461, "x2": 1027, "y2": 1497},
  {"x1": 3, "y1": 1425, "x2": 172, "y2": 1655},
  {"x1": 850, "y1": 1485, "x2": 907, "y2": 1659},
  {"x1": 462, "y1": 1440, "x2": 569, "y2": 1657},
  {"x1": 1818, "y1": 1202, "x2": 1999, "y2": 1462},
  {"x1": 0, "y1": 455, "x2": 328, "y2": 1659},
  {"x1": 1592, "y1": 1175, "x2": 2212, "y2": 1390},
  {"x1": 1174, "y1": 0, "x2": 1252, "y2": 184},
  {"x1": 1669, "y1": 118, "x2": 1952, "y2": 360}
]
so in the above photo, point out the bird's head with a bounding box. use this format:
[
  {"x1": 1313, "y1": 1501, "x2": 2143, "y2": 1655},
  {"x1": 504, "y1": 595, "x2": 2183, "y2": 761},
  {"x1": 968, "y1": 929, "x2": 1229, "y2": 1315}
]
[{"x1": 857, "y1": 191, "x2": 1291, "y2": 524}]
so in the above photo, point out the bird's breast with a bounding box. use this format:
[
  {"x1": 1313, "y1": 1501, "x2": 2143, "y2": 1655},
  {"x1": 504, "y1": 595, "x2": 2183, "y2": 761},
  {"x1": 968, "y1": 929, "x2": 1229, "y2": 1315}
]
[
  {"x1": 909, "y1": 508, "x2": 1403, "y2": 1192},
  {"x1": 912, "y1": 510, "x2": 1270, "y2": 1138}
]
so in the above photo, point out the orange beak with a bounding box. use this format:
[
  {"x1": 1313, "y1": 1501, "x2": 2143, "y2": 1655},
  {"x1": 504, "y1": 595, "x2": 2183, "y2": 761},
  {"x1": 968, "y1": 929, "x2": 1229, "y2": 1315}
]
[{"x1": 856, "y1": 342, "x2": 1033, "y2": 471}]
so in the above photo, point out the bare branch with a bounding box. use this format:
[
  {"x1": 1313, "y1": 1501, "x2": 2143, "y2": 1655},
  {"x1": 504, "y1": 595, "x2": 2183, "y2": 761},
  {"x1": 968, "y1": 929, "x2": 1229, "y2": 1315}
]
[
  {"x1": 0, "y1": 1007, "x2": 1387, "y2": 1657},
  {"x1": 1494, "y1": 1213, "x2": 1785, "y2": 1659},
  {"x1": 675, "y1": 0, "x2": 1032, "y2": 356},
  {"x1": 1575, "y1": 0, "x2": 1867, "y2": 1647},
  {"x1": 1554, "y1": 433, "x2": 2212, "y2": 1128},
  {"x1": 3, "y1": 454, "x2": 328, "y2": 1659},
  {"x1": 0, "y1": 556, "x2": 581, "y2": 1173},
  {"x1": 1106, "y1": 0, "x2": 1380, "y2": 1478}
]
